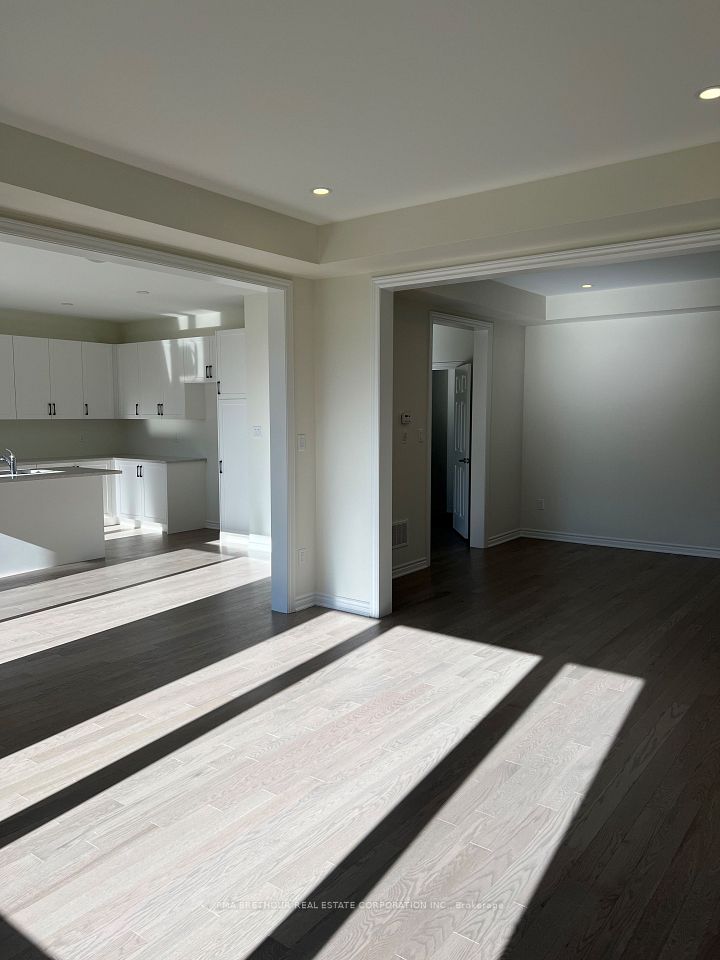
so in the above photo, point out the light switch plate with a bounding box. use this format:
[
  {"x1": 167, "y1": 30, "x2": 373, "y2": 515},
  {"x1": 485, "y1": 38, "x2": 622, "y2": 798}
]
[
  {"x1": 297, "y1": 433, "x2": 306, "y2": 451},
  {"x1": 252, "y1": 425, "x2": 262, "y2": 438}
]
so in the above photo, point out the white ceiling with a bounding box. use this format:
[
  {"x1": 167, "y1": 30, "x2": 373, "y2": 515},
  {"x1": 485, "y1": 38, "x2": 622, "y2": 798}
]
[
  {"x1": 497, "y1": 252, "x2": 720, "y2": 296},
  {"x1": 0, "y1": 241, "x2": 253, "y2": 320},
  {"x1": 0, "y1": 1, "x2": 718, "y2": 223}
]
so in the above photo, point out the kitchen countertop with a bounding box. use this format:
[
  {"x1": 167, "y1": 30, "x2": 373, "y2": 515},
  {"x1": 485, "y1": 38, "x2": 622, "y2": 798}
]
[
  {"x1": 0, "y1": 466, "x2": 121, "y2": 484},
  {"x1": 20, "y1": 455, "x2": 208, "y2": 465}
]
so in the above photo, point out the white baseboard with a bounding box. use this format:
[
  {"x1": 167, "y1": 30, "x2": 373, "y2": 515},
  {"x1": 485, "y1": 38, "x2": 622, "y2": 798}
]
[
  {"x1": 486, "y1": 529, "x2": 523, "y2": 548},
  {"x1": 294, "y1": 593, "x2": 316, "y2": 611},
  {"x1": 392, "y1": 557, "x2": 430, "y2": 579},
  {"x1": 312, "y1": 592, "x2": 373, "y2": 617},
  {"x1": 522, "y1": 528, "x2": 720, "y2": 560}
]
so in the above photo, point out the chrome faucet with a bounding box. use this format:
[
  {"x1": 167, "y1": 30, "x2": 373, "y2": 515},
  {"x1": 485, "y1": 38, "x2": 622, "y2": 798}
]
[{"x1": 1, "y1": 448, "x2": 18, "y2": 476}]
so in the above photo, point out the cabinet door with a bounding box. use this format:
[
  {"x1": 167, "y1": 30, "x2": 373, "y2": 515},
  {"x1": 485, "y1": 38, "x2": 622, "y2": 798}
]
[
  {"x1": 116, "y1": 343, "x2": 140, "y2": 418},
  {"x1": 138, "y1": 341, "x2": 166, "y2": 416},
  {"x1": 141, "y1": 461, "x2": 168, "y2": 523},
  {"x1": 218, "y1": 397, "x2": 249, "y2": 535},
  {"x1": 81, "y1": 342, "x2": 114, "y2": 418},
  {"x1": 161, "y1": 340, "x2": 186, "y2": 416},
  {"x1": 216, "y1": 329, "x2": 246, "y2": 396},
  {"x1": 181, "y1": 336, "x2": 217, "y2": 382},
  {"x1": 49, "y1": 339, "x2": 84, "y2": 419},
  {"x1": 0, "y1": 335, "x2": 16, "y2": 419},
  {"x1": 13, "y1": 336, "x2": 51, "y2": 419},
  {"x1": 117, "y1": 461, "x2": 143, "y2": 518}
]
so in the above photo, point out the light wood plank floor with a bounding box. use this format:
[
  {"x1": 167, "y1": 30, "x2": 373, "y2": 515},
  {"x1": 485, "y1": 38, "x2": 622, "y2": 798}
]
[{"x1": 1, "y1": 527, "x2": 719, "y2": 959}]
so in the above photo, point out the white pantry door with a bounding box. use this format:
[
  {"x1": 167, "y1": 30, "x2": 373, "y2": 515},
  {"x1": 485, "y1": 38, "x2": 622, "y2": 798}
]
[
  {"x1": 218, "y1": 397, "x2": 249, "y2": 535},
  {"x1": 452, "y1": 362, "x2": 472, "y2": 539}
]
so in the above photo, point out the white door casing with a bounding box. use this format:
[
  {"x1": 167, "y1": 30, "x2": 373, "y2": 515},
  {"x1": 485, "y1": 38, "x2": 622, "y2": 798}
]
[{"x1": 452, "y1": 362, "x2": 472, "y2": 539}]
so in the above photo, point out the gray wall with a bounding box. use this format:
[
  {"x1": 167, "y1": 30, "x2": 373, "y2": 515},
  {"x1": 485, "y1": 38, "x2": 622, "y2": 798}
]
[{"x1": 522, "y1": 310, "x2": 720, "y2": 550}]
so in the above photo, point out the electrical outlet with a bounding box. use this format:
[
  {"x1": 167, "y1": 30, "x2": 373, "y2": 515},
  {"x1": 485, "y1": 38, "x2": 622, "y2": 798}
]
[
  {"x1": 536, "y1": 498, "x2": 545, "y2": 511},
  {"x1": 297, "y1": 547, "x2": 307, "y2": 565},
  {"x1": 252, "y1": 425, "x2": 262, "y2": 438}
]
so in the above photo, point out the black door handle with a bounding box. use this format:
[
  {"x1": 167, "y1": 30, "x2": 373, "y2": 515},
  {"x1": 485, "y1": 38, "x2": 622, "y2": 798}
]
[{"x1": 457, "y1": 457, "x2": 470, "y2": 464}]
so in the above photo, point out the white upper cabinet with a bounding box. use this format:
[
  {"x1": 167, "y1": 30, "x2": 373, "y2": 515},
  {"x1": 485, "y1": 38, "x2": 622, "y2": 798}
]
[
  {"x1": 116, "y1": 343, "x2": 141, "y2": 418},
  {"x1": 49, "y1": 339, "x2": 84, "y2": 419},
  {"x1": 216, "y1": 329, "x2": 247, "y2": 396},
  {"x1": 81, "y1": 342, "x2": 115, "y2": 419},
  {"x1": 136, "y1": 339, "x2": 203, "y2": 418},
  {"x1": 181, "y1": 336, "x2": 217, "y2": 382},
  {"x1": 138, "y1": 340, "x2": 166, "y2": 416},
  {"x1": 13, "y1": 336, "x2": 51, "y2": 419},
  {"x1": 0, "y1": 335, "x2": 16, "y2": 420}
]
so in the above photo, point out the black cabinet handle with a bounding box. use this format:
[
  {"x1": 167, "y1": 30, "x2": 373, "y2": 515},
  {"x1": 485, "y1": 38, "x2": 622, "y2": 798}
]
[
  {"x1": 219, "y1": 459, "x2": 223, "y2": 474},
  {"x1": 140, "y1": 464, "x2": 143, "y2": 478},
  {"x1": 217, "y1": 381, "x2": 221, "y2": 396},
  {"x1": 48, "y1": 402, "x2": 52, "y2": 417},
  {"x1": 52, "y1": 403, "x2": 56, "y2": 416},
  {"x1": 135, "y1": 402, "x2": 139, "y2": 416},
  {"x1": 160, "y1": 403, "x2": 164, "y2": 416},
  {"x1": 84, "y1": 403, "x2": 89, "y2": 416},
  {"x1": 136, "y1": 465, "x2": 140, "y2": 478}
]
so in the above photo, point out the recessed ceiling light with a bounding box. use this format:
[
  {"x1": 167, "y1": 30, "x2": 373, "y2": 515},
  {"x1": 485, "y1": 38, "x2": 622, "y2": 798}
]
[
  {"x1": 581, "y1": 283, "x2": 593, "y2": 289},
  {"x1": 311, "y1": 186, "x2": 332, "y2": 196},
  {"x1": 698, "y1": 86, "x2": 720, "y2": 100},
  {"x1": 60, "y1": 301, "x2": 74, "y2": 306},
  {"x1": 136, "y1": 290, "x2": 150, "y2": 295}
]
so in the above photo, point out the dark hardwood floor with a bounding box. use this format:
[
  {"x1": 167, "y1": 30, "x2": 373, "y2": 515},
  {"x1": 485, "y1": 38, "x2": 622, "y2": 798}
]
[{"x1": 1, "y1": 528, "x2": 719, "y2": 958}]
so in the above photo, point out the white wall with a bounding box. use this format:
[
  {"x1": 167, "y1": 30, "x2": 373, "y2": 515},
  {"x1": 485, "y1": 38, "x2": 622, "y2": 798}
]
[{"x1": 522, "y1": 309, "x2": 720, "y2": 552}]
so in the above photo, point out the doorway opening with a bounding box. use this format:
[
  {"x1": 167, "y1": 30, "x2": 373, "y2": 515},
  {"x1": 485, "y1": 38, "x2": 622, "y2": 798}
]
[{"x1": 0, "y1": 217, "x2": 295, "y2": 613}]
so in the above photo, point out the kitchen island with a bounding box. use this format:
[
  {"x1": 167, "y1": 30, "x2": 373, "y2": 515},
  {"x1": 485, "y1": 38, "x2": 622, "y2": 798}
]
[{"x1": 0, "y1": 465, "x2": 121, "y2": 578}]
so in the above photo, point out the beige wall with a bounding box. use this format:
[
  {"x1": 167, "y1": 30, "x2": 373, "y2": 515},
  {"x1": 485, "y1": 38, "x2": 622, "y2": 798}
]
[
  {"x1": 392, "y1": 297, "x2": 431, "y2": 568},
  {"x1": 0, "y1": 308, "x2": 119, "y2": 343},
  {"x1": 117, "y1": 304, "x2": 244, "y2": 342},
  {"x1": 313, "y1": 275, "x2": 374, "y2": 609},
  {"x1": 487, "y1": 323, "x2": 525, "y2": 541}
]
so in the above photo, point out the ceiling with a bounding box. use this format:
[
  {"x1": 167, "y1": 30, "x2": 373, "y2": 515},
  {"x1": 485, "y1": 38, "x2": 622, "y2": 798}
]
[
  {"x1": 0, "y1": 241, "x2": 254, "y2": 320},
  {"x1": 0, "y1": 1, "x2": 718, "y2": 223},
  {"x1": 498, "y1": 251, "x2": 720, "y2": 296}
]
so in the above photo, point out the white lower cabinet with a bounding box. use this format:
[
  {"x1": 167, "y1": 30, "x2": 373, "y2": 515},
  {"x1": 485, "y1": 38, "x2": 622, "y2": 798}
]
[
  {"x1": 35, "y1": 459, "x2": 117, "y2": 521},
  {"x1": 114, "y1": 459, "x2": 205, "y2": 533}
]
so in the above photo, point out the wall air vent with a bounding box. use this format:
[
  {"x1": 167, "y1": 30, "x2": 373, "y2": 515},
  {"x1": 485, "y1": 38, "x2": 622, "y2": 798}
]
[{"x1": 392, "y1": 519, "x2": 409, "y2": 549}]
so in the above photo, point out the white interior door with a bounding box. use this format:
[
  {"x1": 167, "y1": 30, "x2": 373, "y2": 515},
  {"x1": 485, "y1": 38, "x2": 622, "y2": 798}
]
[
  {"x1": 452, "y1": 362, "x2": 472, "y2": 539},
  {"x1": 13, "y1": 336, "x2": 51, "y2": 420},
  {"x1": 82, "y1": 342, "x2": 114, "y2": 418},
  {"x1": 218, "y1": 397, "x2": 249, "y2": 535},
  {"x1": 0, "y1": 335, "x2": 16, "y2": 419}
]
